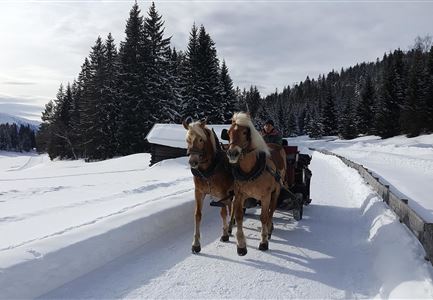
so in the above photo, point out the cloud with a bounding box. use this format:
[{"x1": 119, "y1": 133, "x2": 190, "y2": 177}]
[
  {"x1": 3, "y1": 81, "x2": 37, "y2": 86},
  {"x1": 1, "y1": 0, "x2": 433, "y2": 104}
]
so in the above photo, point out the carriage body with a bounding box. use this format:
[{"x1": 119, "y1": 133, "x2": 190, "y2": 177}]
[{"x1": 274, "y1": 145, "x2": 312, "y2": 220}]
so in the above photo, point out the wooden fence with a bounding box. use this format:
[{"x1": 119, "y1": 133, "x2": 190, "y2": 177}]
[{"x1": 310, "y1": 148, "x2": 433, "y2": 265}]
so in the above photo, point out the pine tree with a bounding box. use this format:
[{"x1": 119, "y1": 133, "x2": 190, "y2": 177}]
[
  {"x1": 220, "y1": 59, "x2": 237, "y2": 123},
  {"x1": 196, "y1": 25, "x2": 223, "y2": 123},
  {"x1": 308, "y1": 108, "x2": 324, "y2": 139},
  {"x1": 50, "y1": 84, "x2": 75, "y2": 159},
  {"x1": 36, "y1": 100, "x2": 55, "y2": 153},
  {"x1": 340, "y1": 98, "x2": 357, "y2": 139},
  {"x1": 321, "y1": 83, "x2": 337, "y2": 135},
  {"x1": 374, "y1": 53, "x2": 401, "y2": 138},
  {"x1": 401, "y1": 47, "x2": 428, "y2": 137},
  {"x1": 287, "y1": 112, "x2": 298, "y2": 137},
  {"x1": 181, "y1": 23, "x2": 200, "y2": 120},
  {"x1": 357, "y1": 74, "x2": 375, "y2": 135},
  {"x1": 98, "y1": 33, "x2": 120, "y2": 159},
  {"x1": 168, "y1": 48, "x2": 185, "y2": 123},
  {"x1": 117, "y1": 2, "x2": 150, "y2": 155},
  {"x1": 81, "y1": 36, "x2": 107, "y2": 160},
  {"x1": 144, "y1": 2, "x2": 177, "y2": 124}
]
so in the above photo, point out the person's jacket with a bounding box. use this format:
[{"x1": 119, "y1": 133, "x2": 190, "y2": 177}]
[{"x1": 261, "y1": 128, "x2": 283, "y2": 145}]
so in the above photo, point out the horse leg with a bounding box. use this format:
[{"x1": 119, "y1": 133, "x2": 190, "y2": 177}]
[
  {"x1": 259, "y1": 195, "x2": 271, "y2": 251},
  {"x1": 228, "y1": 197, "x2": 235, "y2": 235},
  {"x1": 192, "y1": 189, "x2": 204, "y2": 253},
  {"x1": 268, "y1": 188, "x2": 279, "y2": 240},
  {"x1": 234, "y1": 194, "x2": 247, "y2": 256},
  {"x1": 220, "y1": 206, "x2": 230, "y2": 242}
]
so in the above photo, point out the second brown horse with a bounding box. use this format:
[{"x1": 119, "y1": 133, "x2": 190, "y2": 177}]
[{"x1": 226, "y1": 112, "x2": 286, "y2": 256}]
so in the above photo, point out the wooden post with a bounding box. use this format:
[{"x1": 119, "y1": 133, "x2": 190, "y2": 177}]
[{"x1": 422, "y1": 224, "x2": 433, "y2": 265}]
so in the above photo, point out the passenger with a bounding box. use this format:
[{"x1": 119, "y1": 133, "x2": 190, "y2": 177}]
[{"x1": 261, "y1": 119, "x2": 283, "y2": 145}]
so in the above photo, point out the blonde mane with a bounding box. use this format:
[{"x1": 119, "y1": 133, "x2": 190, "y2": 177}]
[
  {"x1": 186, "y1": 121, "x2": 217, "y2": 152},
  {"x1": 232, "y1": 112, "x2": 270, "y2": 156}
]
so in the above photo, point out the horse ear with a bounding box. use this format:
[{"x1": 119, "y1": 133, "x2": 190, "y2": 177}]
[
  {"x1": 182, "y1": 116, "x2": 193, "y2": 130},
  {"x1": 200, "y1": 117, "x2": 207, "y2": 128},
  {"x1": 245, "y1": 111, "x2": 251, "y2": 118}
]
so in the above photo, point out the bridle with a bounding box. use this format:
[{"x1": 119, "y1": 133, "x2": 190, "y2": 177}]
[
  {"x1": 186, "y1": 146, "x2": 209, "y2": 164},
  {"x1": 227, "y1": 127, "x2": 255, "y2": 157}
]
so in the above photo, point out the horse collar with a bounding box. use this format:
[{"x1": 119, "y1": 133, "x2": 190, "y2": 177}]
[{"x1": 232, "y1": 151, "x2": 267, "y2": 182}]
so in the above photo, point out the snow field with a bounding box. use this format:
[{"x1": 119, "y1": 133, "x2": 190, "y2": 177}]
[{"x1": 39, "y1": 151, "x2": 433, "y2": 299}]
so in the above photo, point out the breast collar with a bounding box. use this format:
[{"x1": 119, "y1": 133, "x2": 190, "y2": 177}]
[{"x1": 231, "y1": 151, "x2": 267, "y2": 181}]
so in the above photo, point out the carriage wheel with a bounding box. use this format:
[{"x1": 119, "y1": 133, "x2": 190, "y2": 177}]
[{"x1": 293, "y1": 193, "x2": 303, "y2": 221}]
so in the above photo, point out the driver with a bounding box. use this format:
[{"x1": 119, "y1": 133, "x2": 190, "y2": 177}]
[{"x1": 261, "y1": 119, "x2": 282, "y2": 145}]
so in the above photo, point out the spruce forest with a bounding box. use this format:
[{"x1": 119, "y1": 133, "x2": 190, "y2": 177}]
[
  {"x1": 0, "y1": 124, "x2": 36, "y2": 152},
  {"x1": 37, "y1": 2, "x2": 433, "y2": 161}
]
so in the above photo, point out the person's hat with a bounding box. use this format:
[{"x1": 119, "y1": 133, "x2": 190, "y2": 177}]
[{"x1": 265, "y1": 119, "x2": 274, "y2": 126}]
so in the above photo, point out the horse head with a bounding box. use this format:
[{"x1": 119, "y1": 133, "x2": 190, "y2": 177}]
[
  {"x1": 183, "y1": 117, "x2": 215, "y2": 169},
  {"x1": 227, "y1": 112, "x2": 269, "y2": 164}
]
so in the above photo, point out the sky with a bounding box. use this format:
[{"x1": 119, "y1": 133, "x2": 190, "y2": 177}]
[{"x1": 1, "y1": 0, "x2": 433, "y2": 121}]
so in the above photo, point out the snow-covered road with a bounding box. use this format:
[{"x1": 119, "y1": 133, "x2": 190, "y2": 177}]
[{"x1": 40, "y1": 152, "x2": 433, "y2": 299}]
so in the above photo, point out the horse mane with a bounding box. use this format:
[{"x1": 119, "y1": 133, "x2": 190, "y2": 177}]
[
  {"x1": 186, "y1": 121, "x2": 217, "y2": 153},
  {"x1": 232, "y1": 112, "x2": 270, "y2": 156}
]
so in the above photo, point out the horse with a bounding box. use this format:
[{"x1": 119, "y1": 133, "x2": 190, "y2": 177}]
[
  {"x1": 226, "y1": 112, "x2": 286, "y2": 256},
  {"x1": 183, "y1": 118, "x2": 235, "y2": 254}
]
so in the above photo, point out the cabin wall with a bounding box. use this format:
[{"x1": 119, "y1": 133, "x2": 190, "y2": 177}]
[{"x1": 150, "y1": 144, "x2": 187, "y2": 166}]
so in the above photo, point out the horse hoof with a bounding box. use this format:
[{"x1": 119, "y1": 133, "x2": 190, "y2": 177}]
[
  {"x1": 259, "y1": 242, "x2": 269, "y2": 251},
  {"x1": 237, "y1": 247, "x2": 247, "y2": 256},
  {"x1": 220, "y1": 235, "x2": 229, "y2": 242},
  {"x1": 191, "y1": 245, "x2": 201, "y2": 254}
]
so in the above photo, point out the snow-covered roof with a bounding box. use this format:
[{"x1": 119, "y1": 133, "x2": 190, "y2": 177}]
[{"x1": 145, "y1": 123, "x2": 230, "y2": 149}]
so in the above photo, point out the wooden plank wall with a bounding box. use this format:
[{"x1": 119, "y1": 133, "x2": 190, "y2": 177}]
[
  {"x1": 310, "y1": 148, "x2": 433, "y2": 265},
  {"x1": 150, "y1": 144, "x2": 187, "y2": 166}
]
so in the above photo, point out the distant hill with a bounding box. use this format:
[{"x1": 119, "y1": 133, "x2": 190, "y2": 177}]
[{"x1": 0, "y1": 112, "x2": 40, "y2": 131}]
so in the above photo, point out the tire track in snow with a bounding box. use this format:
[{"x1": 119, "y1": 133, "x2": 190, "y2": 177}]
[
  {"x1": 0, "y1": 185, "x2": 194, "y2": 252},
  {"x1": 0, "y1": 177, "x2": 191, "y2": 225}
]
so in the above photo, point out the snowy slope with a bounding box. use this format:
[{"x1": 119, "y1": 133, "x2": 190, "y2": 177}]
[
  {"x1": 289, "y1": 134, "x2": 433, "y2": 223},
  {"x1": 0, "y1": 112, "x2": 40, "y2": 131},
  {"x1": 1, "y1": 143, "x2": 433, "y2": 298}
]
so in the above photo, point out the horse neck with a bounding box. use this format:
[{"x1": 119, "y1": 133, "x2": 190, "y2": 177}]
[{"x1": 238, "y1": 150, "x2": 258, "y2": 173}]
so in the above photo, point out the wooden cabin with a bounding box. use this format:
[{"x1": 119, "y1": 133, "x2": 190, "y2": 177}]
[{"x1": 145, "y1": 123, "x2": 229, "y2": 166}]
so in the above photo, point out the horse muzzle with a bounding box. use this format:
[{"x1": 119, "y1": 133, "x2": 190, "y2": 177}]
[
  {"x1": 227, "y1": 147, "x2": 241, "y2": 164},
  {"x1": 189, "y1": 157, "x2": 199, "y2": 169}
]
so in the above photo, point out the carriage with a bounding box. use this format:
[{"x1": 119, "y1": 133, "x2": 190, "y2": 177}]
[{"x1": 184, "y1": 115, "x2": 312, "y2": 255}]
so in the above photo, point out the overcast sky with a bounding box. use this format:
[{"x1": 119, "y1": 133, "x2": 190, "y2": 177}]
[{"x1": 1, "y1": 0, "x2": 433, "y2": 121}]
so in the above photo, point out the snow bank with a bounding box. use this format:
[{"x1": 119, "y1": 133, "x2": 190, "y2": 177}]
[
  {"x1": 316, "y1": 152, "x2": 433, "y2": 299},
  {"x1": 0, "y1": 155, "x2": 197, "y2": 299}
]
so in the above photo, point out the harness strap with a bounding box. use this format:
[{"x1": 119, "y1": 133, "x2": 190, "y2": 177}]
[{"x1": 232, "y1": 151, "x2": 267, "y2": 181}]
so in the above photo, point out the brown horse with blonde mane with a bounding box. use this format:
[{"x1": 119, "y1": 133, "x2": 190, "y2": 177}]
[
  {"x1": 183, "y1": 118, "x2": 234, "y2": 253},
  {"x1": 226, "y1": 112, "x2": 286, "y2": 256}
]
